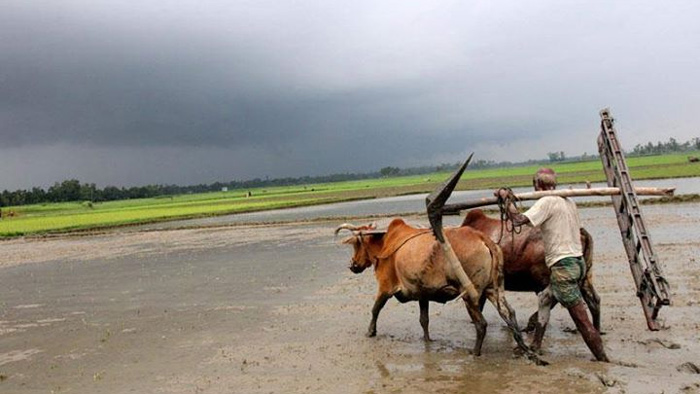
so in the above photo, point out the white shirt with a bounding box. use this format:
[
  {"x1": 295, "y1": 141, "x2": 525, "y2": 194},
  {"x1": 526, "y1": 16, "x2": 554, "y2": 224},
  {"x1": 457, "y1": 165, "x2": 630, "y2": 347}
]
[{"x1": 523, "y1": 196, "x2": 583, "y2": 267}]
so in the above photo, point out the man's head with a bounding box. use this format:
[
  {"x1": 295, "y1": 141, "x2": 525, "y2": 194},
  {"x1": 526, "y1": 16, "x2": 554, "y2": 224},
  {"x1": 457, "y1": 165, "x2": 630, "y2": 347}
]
[{"x1": 533, "y1": 168, "x2": 557, "y2": 191}]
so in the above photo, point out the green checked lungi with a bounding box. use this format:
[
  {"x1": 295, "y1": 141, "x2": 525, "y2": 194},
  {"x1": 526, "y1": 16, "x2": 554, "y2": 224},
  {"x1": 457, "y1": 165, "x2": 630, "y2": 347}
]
[{"x1": 550, "y1": 256, "x2": 587, "y2": 308}]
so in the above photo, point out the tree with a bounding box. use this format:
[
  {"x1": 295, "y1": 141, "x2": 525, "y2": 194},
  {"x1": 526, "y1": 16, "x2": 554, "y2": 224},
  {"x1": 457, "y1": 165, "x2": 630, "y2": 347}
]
[
  {"x1": 80, "y1": 183, "x2": 97, "y2": 202},
  {"x1": 47, "y1": 179, "x2": 81, "y2": 202},
  {"x1": 669, "y1": 137, "x2": 679, "y2": 151},
  {"x1": 380, "y1": 166, "x2": 400, "y2": 177}
]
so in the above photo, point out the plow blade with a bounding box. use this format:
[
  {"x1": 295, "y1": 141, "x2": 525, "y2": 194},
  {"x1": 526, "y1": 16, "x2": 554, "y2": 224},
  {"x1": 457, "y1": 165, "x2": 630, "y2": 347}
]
[
  {"x1": 425, "y1": 153, "x2": 478, "y2": 300},
  {"x1": 426, "y1": 153, "x2": 473, "y2": 242}
]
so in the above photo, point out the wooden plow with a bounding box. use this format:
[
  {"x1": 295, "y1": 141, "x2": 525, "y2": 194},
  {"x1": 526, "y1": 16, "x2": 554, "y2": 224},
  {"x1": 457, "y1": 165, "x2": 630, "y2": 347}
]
[{"x1": 426, "y1": 108, "x2": 672, "y2": 331}]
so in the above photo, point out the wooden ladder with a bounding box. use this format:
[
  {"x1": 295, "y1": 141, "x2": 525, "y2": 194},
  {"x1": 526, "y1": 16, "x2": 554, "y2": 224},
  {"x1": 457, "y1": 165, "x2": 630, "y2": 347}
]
[{"x1": 597, "y1": 108, "x2": 671, "y2": 330}]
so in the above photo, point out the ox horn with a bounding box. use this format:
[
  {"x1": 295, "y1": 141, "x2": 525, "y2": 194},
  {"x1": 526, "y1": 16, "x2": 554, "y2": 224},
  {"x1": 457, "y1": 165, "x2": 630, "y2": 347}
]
[
  {"x1": 334, "y1": 223, "x2": 363, "y2": 236},
  {"x1": 334, "y1": 222, "x2": 379, "y2": 237}
]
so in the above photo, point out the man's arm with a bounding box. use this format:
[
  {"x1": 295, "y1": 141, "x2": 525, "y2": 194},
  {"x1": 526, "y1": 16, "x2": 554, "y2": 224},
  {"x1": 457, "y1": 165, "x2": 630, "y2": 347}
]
[
  {"x1": 496, "y1": 188, "x2": 532, "y2": 226},
  {"x1": 505, "y1": 200, "x2": 531, "y2": 226}
]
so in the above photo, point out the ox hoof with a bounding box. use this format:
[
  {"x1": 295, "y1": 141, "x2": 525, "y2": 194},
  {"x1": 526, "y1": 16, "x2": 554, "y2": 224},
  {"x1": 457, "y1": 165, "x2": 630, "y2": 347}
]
[
  {"x1": 530, "y1": 354, "x2": 550, "y2": 366},
  {"x1": 467, "y1": 349, "x2": 481, "y2": 357},
  {"x1": 366, "y1": 331, "x2": 377, "y2": 338}
]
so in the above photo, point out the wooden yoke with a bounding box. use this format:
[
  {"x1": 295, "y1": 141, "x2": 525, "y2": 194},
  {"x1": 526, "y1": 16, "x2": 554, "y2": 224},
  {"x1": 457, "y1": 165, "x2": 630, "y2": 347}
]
[{"x1": 441, "y1": 187, "x2": 674, "y2": 214}]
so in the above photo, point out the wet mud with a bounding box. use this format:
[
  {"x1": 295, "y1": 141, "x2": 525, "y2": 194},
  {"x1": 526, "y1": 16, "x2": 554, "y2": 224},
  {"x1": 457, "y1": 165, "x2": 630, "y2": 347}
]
[{"x1": 0, "y1": 204, "x2": 699, "y2": 393}]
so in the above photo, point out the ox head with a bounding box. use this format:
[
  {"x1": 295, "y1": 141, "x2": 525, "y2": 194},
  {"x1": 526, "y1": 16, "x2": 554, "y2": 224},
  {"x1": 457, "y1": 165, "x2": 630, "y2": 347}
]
[{"x1": 335, "y1": 223, "x2": 385, "y2": 274}]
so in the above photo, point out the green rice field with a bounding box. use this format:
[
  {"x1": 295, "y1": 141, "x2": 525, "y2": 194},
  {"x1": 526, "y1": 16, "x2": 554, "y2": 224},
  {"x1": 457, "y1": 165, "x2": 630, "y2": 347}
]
[{"x1": 2, "y1": 152, "x2": 699, "y2": 237}]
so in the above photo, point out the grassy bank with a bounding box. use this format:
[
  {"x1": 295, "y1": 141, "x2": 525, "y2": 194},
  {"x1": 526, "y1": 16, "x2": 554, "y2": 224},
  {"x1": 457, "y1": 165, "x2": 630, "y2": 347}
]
[{"x1": 2, "y1": 152, "x2": 699, "y2": 237}]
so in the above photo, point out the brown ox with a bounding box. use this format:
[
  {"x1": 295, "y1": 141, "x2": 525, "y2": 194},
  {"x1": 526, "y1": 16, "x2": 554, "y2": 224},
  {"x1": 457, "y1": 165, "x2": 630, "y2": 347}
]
[
  {"x1": 461, "y1": 209, "x2": 601, "y2": 338},
  {"x1": 336, "y1": 218, "x2": 534, "y2": 358}
]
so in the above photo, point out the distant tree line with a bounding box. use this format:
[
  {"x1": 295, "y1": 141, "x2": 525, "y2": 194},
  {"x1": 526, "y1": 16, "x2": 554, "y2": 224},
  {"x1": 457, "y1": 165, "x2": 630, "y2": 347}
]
[
  {"x1": 0, "y1": 174, "x2": 374, "y2": 207},
  {"x1": 630, "y1": 137, "x2": 700, "y2": 156},
  {"x1": 547, "y1": 151, "x2": 567, "y2": 162},
  {"x1": 1, "y1": 136, "x2": 697, "y2": 208},
  {"x1": 0, "y1": 171, "x2": 402, "y2": 207}
]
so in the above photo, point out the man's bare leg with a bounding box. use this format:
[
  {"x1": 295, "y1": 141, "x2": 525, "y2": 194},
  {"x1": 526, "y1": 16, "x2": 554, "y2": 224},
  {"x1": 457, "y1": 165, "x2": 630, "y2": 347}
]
[{"x1": 567, "y1": 301, "x2": 609, "y2": 362}]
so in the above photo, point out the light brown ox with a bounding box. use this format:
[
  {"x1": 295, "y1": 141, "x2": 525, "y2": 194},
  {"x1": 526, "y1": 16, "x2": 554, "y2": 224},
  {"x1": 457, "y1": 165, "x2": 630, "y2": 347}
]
[
  {"x1": 336, "y1": 218, "x2": 532, "y2": 357},
  {"x1": 462, "y1": 209, "x2": 600, "y2": 343}
]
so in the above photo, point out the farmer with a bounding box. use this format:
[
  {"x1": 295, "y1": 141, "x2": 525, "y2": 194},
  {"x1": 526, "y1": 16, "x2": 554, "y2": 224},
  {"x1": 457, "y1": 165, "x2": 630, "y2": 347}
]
[{"x1": 495, "y1": 168, "x2": 609, "y2": 362}]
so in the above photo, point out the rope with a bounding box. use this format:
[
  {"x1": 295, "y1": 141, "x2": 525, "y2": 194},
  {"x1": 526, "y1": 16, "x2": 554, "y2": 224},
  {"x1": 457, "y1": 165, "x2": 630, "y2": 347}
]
[
  {"x1": 495, "y1": 187, "x2": 523, "y2": 249},
  {"x1": 375, "y1": 229, "x2": 433, "y2": 260}
]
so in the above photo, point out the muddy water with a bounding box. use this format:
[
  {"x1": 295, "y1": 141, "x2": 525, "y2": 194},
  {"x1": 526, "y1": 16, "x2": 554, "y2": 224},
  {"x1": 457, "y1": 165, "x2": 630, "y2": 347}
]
[{"x1": 0, "y1": 204, "x2": 699, "y2": 393}]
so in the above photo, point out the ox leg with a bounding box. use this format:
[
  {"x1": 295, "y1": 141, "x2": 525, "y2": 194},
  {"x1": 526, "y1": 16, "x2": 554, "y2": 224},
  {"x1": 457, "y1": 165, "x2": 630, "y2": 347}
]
[
  {"x1": 478, "y1": 293, "x2": 487, "y2": 312},
  {"x1": 581, "y1": 280, "x2": 601, "y2": 332},
  {"x1": 525, "y1": 312, "x2": 537, "y2": 333},
  {"x1": 530, "y1": 288, "x2": 553, "y2": 352},
  {"x1": 419, "y1": 299, "x2": 431, "y2": 341},
  {"x1": 464, "y1": 299, "x2": 487, "y2": 356},
  {"x1": 367, "y1": 292, "x2": 392, "y2": 337}
]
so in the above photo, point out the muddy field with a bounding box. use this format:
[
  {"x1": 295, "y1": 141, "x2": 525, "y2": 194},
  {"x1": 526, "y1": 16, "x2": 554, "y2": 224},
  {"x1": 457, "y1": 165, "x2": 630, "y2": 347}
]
[{"x1": 0, "y1": 204, "x2": 699, "y2": 393}]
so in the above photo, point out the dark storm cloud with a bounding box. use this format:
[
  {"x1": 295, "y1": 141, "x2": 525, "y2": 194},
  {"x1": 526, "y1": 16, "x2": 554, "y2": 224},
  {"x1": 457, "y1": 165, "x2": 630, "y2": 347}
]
[
  {"x1": 1, "y1": 1, "x2": 700, "y2": 189},
  {"x1": 1, "y1": 2, "x2": 286, "y2": 148}
]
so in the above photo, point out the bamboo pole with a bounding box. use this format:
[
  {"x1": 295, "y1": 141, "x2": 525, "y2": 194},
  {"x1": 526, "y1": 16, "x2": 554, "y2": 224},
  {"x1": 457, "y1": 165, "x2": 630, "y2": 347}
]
[{"x1": 442, "y1": 186, "x2": 675, "y2": 214}]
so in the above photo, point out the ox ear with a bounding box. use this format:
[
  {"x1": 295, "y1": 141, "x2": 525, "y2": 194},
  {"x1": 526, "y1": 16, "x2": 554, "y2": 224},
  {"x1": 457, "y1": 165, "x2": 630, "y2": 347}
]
[
  {"x1": 371, "y1": 233, "x2": 385, "y2": 242},
  {"x1": 340, "y1": 236, "x2": 357, "y2": 245}
]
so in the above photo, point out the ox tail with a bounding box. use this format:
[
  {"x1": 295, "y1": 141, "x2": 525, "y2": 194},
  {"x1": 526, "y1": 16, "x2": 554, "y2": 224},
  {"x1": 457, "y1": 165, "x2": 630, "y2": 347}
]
[
  {"x1": 580, "y1": 227, "x2": 594, "y2": 283},
  {"x1": 485, "y1": 236, "x2": 505, "y2": 291}
]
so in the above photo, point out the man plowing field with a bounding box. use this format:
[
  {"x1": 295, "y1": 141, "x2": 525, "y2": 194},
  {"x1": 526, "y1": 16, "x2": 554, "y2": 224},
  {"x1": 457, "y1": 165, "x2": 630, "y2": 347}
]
[{"x1": 495, "y1": 168, "x2": 609, "y2": 362}]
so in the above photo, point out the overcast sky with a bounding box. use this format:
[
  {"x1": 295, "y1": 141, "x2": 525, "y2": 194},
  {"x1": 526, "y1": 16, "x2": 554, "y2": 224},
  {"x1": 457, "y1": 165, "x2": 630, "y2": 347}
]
[{"x1": 1, "y1": 1, "x2": 699, "y2": 190}]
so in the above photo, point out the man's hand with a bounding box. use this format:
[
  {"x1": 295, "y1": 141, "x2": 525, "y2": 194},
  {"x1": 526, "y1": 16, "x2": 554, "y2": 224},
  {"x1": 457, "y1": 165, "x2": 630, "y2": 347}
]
[
  {"x1": 494, "y1": 187, "x2": 531, "y2": 227},
  {"x1": 494, "y1": 188, "x2": 510, "y2": 199}
]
